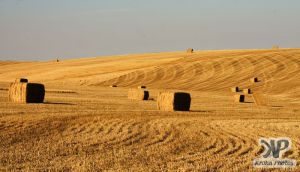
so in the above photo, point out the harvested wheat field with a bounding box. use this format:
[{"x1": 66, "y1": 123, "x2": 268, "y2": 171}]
[{"x1": 0, "y1": 49, "x2": 300, "y2": 171}]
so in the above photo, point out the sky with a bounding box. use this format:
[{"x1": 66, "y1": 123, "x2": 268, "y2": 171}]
[{"x1": 0, "y1": 0, "x2": 299, "y2": 61}]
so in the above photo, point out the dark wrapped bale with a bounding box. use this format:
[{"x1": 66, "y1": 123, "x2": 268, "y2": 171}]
[
  {"x1": 231, "y1": 87, "x2": 240, "y2": 92},
  {"x1": 234, "y1": 95, "x2": 245, "y2": 103},
  {"x1": 186, "y1": 48, "x2": 194, "y2": 53},
  {"x1": 243, "y1": 89, "x2": 252, "y2": 94},
  {"x1": 128, "y1": 89, "x2": 149, "y2": 100},
  {"x1": 157, "y1": 92, "x2": 191, "y2": 111},
  {"x1": 15, "y1": 78, "x2": 28, "y2": 83},
  {"x1": 138, "y1": 86, "x2": 146, "y2": 89},
  {"x1": 250, "y1": 77, "x2": 259, "y2": 83},
  {"x1": 8, "y1": 82, "x2": 45, "y2": 103}
]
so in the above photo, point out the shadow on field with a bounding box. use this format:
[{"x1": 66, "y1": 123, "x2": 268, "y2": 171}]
[
  {"x1": 190, "y1": 110, "x2": 214, "y2": 113},
  {"x1": 271, "y1": 105, "x2": 283, "y2": 108},
  {"x1": 243, "y1": 102, "x2": 254, "y2": 104},
  {"x1": 44, "y1": 102, "x2": 75, "y2": 105}
]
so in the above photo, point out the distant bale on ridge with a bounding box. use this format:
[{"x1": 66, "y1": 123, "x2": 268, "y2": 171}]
[
  {"x1": 138, "y1": 86, "x2": 146, "y2": 89},
  {"x1": 234, "y1": 94, "x2": 245, "y2": 103},
  {"x1": 231, "y1": 87, "x2": 240, "y2": 93},
  {"x1": 250, "y1": 77, "x2": 259, "y2": 83},
  {"x1": 128, "y1": 89, "x2": 149, "y2": 100},
  {"x1": 8, "y1": 79, "x2": 45, "y2": 103},
  {"x1": 157, "y1": 92, "x2": 191, "y2": 111},
  {"x1": 186, "y1": 48, "x2": 194, "y2": 53},
  {"x1": 110, "y1": 85, "x2": 117, "y2": 88},
  {"x1": 243, "y1": 88, "x2": 252, "y2": 94},
  {"x1": 15, "y1": 78, "x2": 28, "y2": 83}
]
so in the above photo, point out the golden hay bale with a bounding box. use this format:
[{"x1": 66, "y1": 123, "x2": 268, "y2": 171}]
[
  {"x1": 138, "y1": 86, "x2": 146, "y2": 89},
  {"x1": 234, "y1": 94, "x2": 245, "y2": 103},
  {"x1": 110, "y1": 85, "x2": 117, "y2": 88},
  {"x1": 186, "y1": 48, "x2": 194, "y2": 53},
  {"x1": 8, "y1": 82, "x2": 45, "y2": 103},
  {"x1": 128, "y1": 89, "x2": 149, "y2": 100},
  {"x1": 231, "y1": 87, "x2": 240, "y2": 92},
  {"x1": 15, "y1": 78, "x2": 28, "y2": 83},
  {"x1": 157, "y1": 92, "x2": 191, "y2": 111},
  {"x1": 250, "y1": 77, "x2": 259, "y2": 83},
  {"x1": 243, "y1": 89, "x2": 252, "y2": 94},
  {"x1": 8, "y1": 82, "x2": 27, "y2": 103}
]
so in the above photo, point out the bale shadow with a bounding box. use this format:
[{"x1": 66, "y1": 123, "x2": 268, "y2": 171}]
[
  {"x1": 271, "y1": 105, "x2": 284, "y2": 108},
  {"x1": 46, "y1": 90, "x2": 78, "y2": 94},
  {"x1": 243, "y1": 102, "x2": 254, "y2": 104},
  {"x1": 190, "y1": 110, "x2": 214, "y2": 113},
  {"x1": 44, "y1": 102, "x2": 75, "y2": 105}
]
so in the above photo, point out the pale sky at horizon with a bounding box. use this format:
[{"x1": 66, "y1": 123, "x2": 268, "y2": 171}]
[{"x1": 0, "y1": 0, "x2": 299, "y2": 61}]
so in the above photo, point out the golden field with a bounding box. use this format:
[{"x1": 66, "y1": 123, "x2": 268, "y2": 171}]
[{"x1": 0, "y1": 49, "x2": 299, "y2": 171}]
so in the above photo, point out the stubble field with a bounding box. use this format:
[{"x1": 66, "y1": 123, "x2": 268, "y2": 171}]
[{"x1": 0, "y1": 49, "x2": 299, "y2": 171}]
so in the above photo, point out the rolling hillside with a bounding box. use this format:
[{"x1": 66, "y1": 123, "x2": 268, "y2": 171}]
[
  {"x1": 1, "y1": 49, "x2": 299, "y2": 95},
  {"x1": 0, "y1": 49, "x2": 299, "y2": 171}
]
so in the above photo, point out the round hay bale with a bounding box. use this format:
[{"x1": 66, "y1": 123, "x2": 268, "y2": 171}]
[
  {"x1": 15, "y1": 78, "x2": 28, "y2": 83},
  {"x1": 157, "y1": 92, "x2": 191, "y2": 111},
  {"x1": 128, "y1": 89, "x2": 149, "y2": 100},
  {"x1": 243, "y1": 89, "x2": 252, "y2": 94},
  {"x1": 8, "y1": 82, "x2": 45, "y2": 103},
  {"x1": 231, "y1": 87, "x2": 240, "y2": 92},
  {"x1": 250, "y1": 77, "x2": 259, "y2": 83},
  {"x1": 234, "y1": 94, "x2": 245, "y2": 103},
  {"x1": 186, "y1": 48, "x2": 194, "y2": 53}
]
